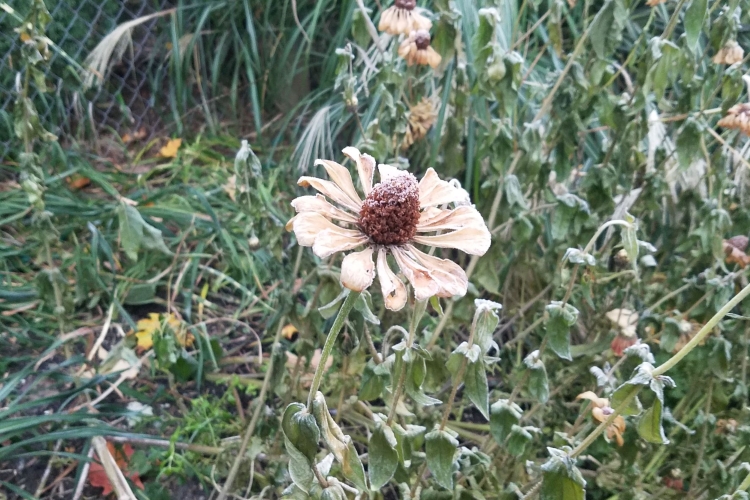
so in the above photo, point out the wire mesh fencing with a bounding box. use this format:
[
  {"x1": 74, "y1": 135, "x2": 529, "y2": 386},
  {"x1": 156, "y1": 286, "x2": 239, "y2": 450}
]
[{"x1": 0, "y1": 0, "x2": 173, "y2": 158}]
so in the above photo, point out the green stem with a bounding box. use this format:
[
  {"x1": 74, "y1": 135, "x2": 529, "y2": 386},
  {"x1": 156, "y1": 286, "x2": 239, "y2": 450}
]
[
  {"x1": 653, "y1": 280, "x2": 750, "y2": 377},
  {"x1": 307, "y1": 291, "x2": 360, "y2": 411},
  {"x1": 570, "y1": 386, "x2": 639, "y2": 458},
  {"x1": 387, "y1": 299, "x2": 427, "y2": 426}
]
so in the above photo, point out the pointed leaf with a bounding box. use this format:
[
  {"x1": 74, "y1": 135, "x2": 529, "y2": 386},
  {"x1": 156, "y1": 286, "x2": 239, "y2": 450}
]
[
  {"x1": 490, "y1": 399, "x2": 523, "y2": 444},
  {"x1": 638, "y1": 399, "x2": 669, "y2": 444},
  {"x1": 368, "y1": 424, "x2": 398, "y2": 489},
  {"x1": 425, "y1": 428, "x2": 459, "y2": 490},
  {"x1": 464, "y1": 359, "x2": 489, "y2": 420},
  {"x1": 684, "y1": 0, "x2": 707, "y2": 50}
]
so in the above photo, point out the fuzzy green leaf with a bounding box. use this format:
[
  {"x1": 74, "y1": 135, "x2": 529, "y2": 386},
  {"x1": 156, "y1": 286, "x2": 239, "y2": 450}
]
[
  {"x1": 490, "y1": 399, "x2": 523, "y2": 444},
  {"x1": 464, "y1": 359, "x2": 490, "y2": 420},
  {"x1": 545, "y1": 302, "x2": 579, "y2": 361},
  {"x1": 425, "y1": 428, "x2": 459, "y2": 490},
  {"x1": 638, "y1": 399, "x2": 669, "y2": 444},
  {"x1": 684, "y1": 0, "x2": 707, "y2": 50},
  {"x1": 368, "y1": 423, "x2": 399, "y2": 489}
]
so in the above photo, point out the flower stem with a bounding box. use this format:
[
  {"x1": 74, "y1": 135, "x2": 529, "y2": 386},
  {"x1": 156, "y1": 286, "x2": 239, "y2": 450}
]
[
  {"x1": 307, "y1": 291, "x2": 360, "y2": 411},
  {"x1": 386, "y1": 299, "x2": 427, "y2": 426},
  {"x1": 653, "y1": 280, "x2": 750, "y2": 377},
  {"x1": 439, "y1": 311, "x2": 479, "y2": 430},
  {"x1": 570, "y1": 386, "x2": 640, "y2": 458}
]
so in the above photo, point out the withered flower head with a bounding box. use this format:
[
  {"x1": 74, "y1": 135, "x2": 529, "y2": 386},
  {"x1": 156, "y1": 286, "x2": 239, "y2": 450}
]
[
  {"x1": 723, "y1": 235, "x2": 750, "y2": 268},
  {"x1": 606, "y1": 308, "x2": 639, "y2": 356},
  {"x1": 378, "y1": 0, "x2": 432, "y2": 36},
  {"x1": 713, "y1": 41, "x2": 744, "y2": 65},
  {"x1": 718, "y1": 103, "x2": 750, "y2": 136},
  {"x1": 402, "y1": 97, "x2": 437, "y2": 150},
  {"x1": 287, "y1": 147, "x2": 491, "y2": 311},
  {"x1": 646, "y1": 0, "x2": 667, "y2": 6},
  {"x1": 576, "y1": 391, "x2": 626, "y2": 447},
  {"x1": 398, "y1": 30, "x2": 442, "y2": 69}
]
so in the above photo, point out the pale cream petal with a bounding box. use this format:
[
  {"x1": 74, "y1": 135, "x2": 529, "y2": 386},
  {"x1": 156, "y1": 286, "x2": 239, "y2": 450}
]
[
  {"x1": 340, "y1": 247, "x2": 376, "y2": 292},
  {"x1": 417, "y1": 205, "x2": 486, "y2": 232},
  {"x1": 398, "y1": 39, "x2": 414, "y2": 60},
  {"x1": 406, "y1": 245, "x2": 468, "y2": 298},
  {"x1": 312, "y1": 228, "x2": 368, "y2": 259},
  {"x1": 378, "y1": 7, "x2": 395, "y2": 32},
  {"x1": 313, "y1": 159, "x2": 362, "y2": 208},
  {"x1": 377, "y1": 248, "x2": 408, "y2": 311},
  {"x1": 418, "y1": 168, "x2": 468, "y2": 208},
  {"x1": 290, "y1": 212, "x2": 337, "y2": 246},
  {"x1": 426, "y1": 47, "x2": 442, "y2": 69},
  {"x1": 411, "y1": 10, "x2": 433, "y2": 31},
  {"x1": 413, "y1": 226, "x2": 491, "y2": 256},
  {"x1": 377, "y1": 163, "x2": 404, "y2": 182},
  {"x1": 342, "y1": 146, "x2": 375, "y2": 196},
  {"x1": 576, "y1": 391, "x2": 609, "y2": 409},
  {"x1": 298, "y1": 176, "x2": 362, "y2": 213},
  {"x1": 291, "y1": 194, "x2": 359, "y2": 223},
  {"x1": 391, "y1": 247, "x2": 440, "y2": 301}
]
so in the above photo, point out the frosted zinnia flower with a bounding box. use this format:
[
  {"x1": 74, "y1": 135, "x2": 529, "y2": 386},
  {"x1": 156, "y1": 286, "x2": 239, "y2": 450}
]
[
  {"x1": 378, "y1": 0, "x2": 432, "y2": 36},
  {"x1": 718, "y1": 103, "x2": 750, "y2": 135},
  {"x1": 398, "y1": 30, "x2": 442, "y2": 69},
  {"x1": 287, "y1": 147, "x2": 491, "y2": 311},
  {"x1": 713, "y1": 41, "x2": 744, "y2": 65}
]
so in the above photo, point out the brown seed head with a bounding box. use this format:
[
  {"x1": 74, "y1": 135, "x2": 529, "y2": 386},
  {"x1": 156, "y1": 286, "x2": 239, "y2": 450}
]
[
  {"x1": 727, "y1": 235, "x2": 749, "y2": 252},
  {"x1": 358, "y1": 173, "x2": 420, "y2": 245},
  {"x1": 395, "y1": 0, "x2": 417, "y2": 10},
  {"x1": 413, "y1": 30, "x2": 431, "y2": 50}
]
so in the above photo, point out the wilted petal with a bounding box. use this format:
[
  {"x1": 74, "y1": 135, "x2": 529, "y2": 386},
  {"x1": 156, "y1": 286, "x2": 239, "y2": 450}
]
[
  {"x1": 340, "y1": 248, "x2": 375, "y2": 292},
  {"x1": 298, "y1": 176, "x2": 361, "y2": 213},
  {"x1": 377, "y1": 248, "x2": 407, "y2": 311},
  {"x1": 576, "y1": 391, "x2": 609, "y2": 409},
  {"x1": 313, "y1": 159, "x2": 362, "y2": 208},
  {"x1": 406, "y1": 245, "x2": 468, "y2": 298},
  {"x1": 312, "y1": 228, "x2": 368, "y2": 259},
  {"x1": 418, "y1": 168, "x2": 468, "y2": 208},
  {"x1": 591, "y1": 407, "x2": 606, "y2": 423},
  {"x1": 289, "y1": 212, "x2": 334, "y2": 246},
  {"x1": 391, "y1": 247, "x2": 440, "y2": 301},
  {"x1": 417, "y1": 205, "x2": 486, "y2": 232},
  {"x1": 378, "y1": 164, "x2": 404, "y2": 182},
  {"x1": 413, "y1": 226, "x2": 491, "y2": 256},
  {"x1": 291, "y1": 195, "x2": 359, "y2": 223},
  {"x1": 343, "y1": 147, "x2": 375, "y2": 196}
]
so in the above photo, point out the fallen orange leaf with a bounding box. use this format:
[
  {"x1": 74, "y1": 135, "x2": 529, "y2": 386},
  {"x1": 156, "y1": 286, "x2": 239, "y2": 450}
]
[
  {"x1": 89, "y1": 441, "x2": 144, "y2": 495},
  {"x1": 159, "y1": 138, "x2": 182, "y2": 158},
  {"x1": 20, "y1": 32, "x2": 31, "y2": 42},
  {"x1": 66, "y1": 175, "x2": 91, "y2": 190}
]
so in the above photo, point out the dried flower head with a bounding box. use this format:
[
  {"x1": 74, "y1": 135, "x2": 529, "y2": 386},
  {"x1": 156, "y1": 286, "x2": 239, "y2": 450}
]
[
  {"x1": 576, "y1": 391, "x2": 626, "y2": 446},
  {"x1": 718, "y1": 103, "x2": 750, "y2": 136},
  {"x1": 378, "y1": 0, "x2": 432, "y2": 35},
  {"x1": 606, "y1": 308, "x2": 639, "y2": 356},
  {"x1": 723, "y1": 235, "x2": 750, "y2": 268},
  {"x1": 715, "y1": 418, "x2": 739, "y2": 435},
  {"x1": 713, "y1": 41, "x2": 744, "y2": 65},
  {"x1": 402, "y1": 98, "x2": 437, "y2": 149},
  {"x1": 398, "y1": 30, "x2": 442, "y2": 69},
  {"x1": 646, "y1": 0, "x2": 667, "y2": 6},
  {"x1": 287, "y1": 147, "x2": 491, "y2": 310}
]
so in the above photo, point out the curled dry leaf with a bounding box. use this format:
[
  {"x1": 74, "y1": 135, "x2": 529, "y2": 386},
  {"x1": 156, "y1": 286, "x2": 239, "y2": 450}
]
[
  {"x1": 576, "y1": 391, "x2": 626, "y2": 447},
  {"x1": 89, "y1": 441, "x2": 144, "y2": 495}
]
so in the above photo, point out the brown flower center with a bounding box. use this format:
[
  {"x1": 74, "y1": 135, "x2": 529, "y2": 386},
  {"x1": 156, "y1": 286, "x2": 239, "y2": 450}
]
[
  {"x1": 395, "y1": 0, "x2": 417, "y2": 10},
  {"x1": 414, "y1": 30, "x2": 431, "y2": 50},
  {"x1": 358, "y1": 173, "x2": 420, "y2": 246}
]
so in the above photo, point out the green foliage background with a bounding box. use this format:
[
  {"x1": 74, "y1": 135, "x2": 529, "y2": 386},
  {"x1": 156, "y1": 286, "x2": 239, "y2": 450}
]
[{"x1": 2, "y1": 0, "x2": 750, "y2": 498}]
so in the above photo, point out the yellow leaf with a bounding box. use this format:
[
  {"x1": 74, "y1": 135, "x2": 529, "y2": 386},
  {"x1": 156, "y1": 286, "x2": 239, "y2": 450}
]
[
  {"x1": 20, "y1": 32, "x2": 31, "y2": 42},
  {"x1": 282, "y1": 324, "x2": 299, "y2": 340},
  {"x1": 159, "y1": 138, "x2": 182, "y2": 158}
]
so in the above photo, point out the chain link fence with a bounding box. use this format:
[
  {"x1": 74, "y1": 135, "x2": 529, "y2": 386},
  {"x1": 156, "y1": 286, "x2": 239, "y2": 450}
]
[{"x1": 0, "y1": 0, "x2": 172, "y2": 158}]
